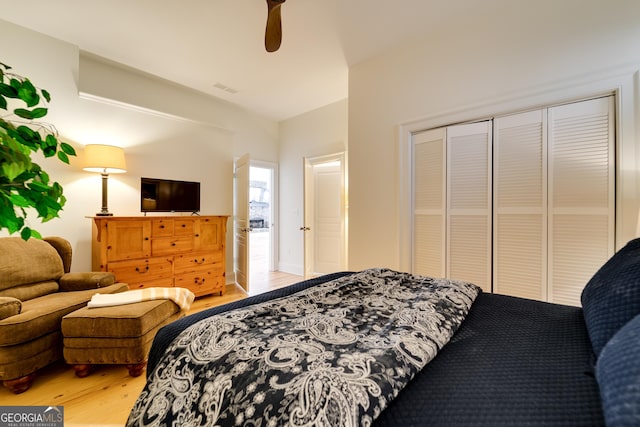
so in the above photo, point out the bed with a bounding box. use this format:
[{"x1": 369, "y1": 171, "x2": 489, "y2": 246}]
[{"x1": 127, "y1": 239, "x2": 640, "y2": 426}]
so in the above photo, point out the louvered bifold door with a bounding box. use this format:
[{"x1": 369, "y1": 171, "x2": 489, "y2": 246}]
[
  {"x1": 447, "y1": 121, "x2": 492, "y2": 292},
  {"x1": 412, "y1": 128, "x2": 446, "y2": 277},
  {"x1": 493, "y1": 110, "x2": 547, "y2": 300},
  {"x1": 548, "y1": 96, "x2": 615, "y2": 306}
]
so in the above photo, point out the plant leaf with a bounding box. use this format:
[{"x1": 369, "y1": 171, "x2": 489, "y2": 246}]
[
  {"x1": 14, "y1": 108, "x2": 34, "y2": 119},
  {"x1": 29, "y1": 107, "x2": 48, "y2": 118},
  {"x1": 28, "y1": 180, "x2": 51, "y2": 192},
  {"x1": 35, "y1": 199, "x2": 50, "y2": 218},
  {"x1": 0, "y1": 83, "x2": 18, "y2": 98},
  {"x1": 17, "y1": 80, "x2": 40, "y2": 107},
  {"x1": 20, "y1": 227, "x2": 32, "y2": 240},
  {"x1": 60, "y1": 142, "x2": 76, "y2": 156},
  {"x1": 8, "y1": 193, "x2": 30, "y2": 207},
  {"x1": 40, "y1": 170, "x2": 50, "y2": 184},
  {"x1": 1, "y1": 161, "x2": 26, "y2": 182},
  {"x1": 57, "y1": 151, "x2": 70, "y2": 164}
]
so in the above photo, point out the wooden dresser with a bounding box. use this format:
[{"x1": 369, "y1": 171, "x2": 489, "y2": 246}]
[{"x1": 91, "y1": 215, "x2": 228, "y2": 297}]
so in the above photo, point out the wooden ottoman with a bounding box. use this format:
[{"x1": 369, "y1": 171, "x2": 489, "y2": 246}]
[{"x1": 61, "y1": 299, "x2": 184, "y2": 377}]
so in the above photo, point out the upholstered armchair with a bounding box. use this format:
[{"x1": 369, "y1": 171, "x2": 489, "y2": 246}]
[{"x1": 0, "y1": 236, "x2": 128, "y2": 393}]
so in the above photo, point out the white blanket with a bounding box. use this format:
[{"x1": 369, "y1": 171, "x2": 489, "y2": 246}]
[{"x1": 88, "y1": 287, "x2": 195, "y2": 311}]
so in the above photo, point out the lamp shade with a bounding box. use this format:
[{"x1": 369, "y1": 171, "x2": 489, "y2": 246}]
[{"x1": 82, "y1": 144, "x2": 127, "y2": 173}]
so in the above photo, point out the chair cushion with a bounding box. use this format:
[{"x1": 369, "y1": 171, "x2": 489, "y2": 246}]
[
  {"x1": 0, "y1": 281, "x2": 59, "y2": 302},
  {"x1": 596, "y1": 313, "x2": 640, "y2": 425},
  {"x1": 0, "y1": 283, "x2": 129, "y2": 346},
  {"x1": 581, "y1": 238, "x2": 640, "y2": 357}
]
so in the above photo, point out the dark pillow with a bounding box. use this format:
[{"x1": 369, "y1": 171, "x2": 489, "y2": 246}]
[
  {"x1": 581, "y1": 238, "x2": 640, "y2": 357},
  {"x1": 596, "y1": 313, "x2": 640, "y2": 425}
]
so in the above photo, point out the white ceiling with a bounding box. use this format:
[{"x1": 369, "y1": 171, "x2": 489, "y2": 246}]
[{"x1": 0, "y1": 0, "x2": 477, "y2": 121}]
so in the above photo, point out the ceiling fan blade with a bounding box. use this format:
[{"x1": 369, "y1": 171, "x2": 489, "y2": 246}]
[{"x1": 265, "y1": 0, "x2": 285, "y2": 52}]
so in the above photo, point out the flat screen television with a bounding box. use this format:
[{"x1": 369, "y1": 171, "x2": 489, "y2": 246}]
[{"x1": 140, "y1": 177, "x2": 201, "y2": 213}]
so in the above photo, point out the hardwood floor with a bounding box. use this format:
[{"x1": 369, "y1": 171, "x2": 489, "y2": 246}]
[{"x1": 0, "y1": 271, "x2": 302, "y2": 427}]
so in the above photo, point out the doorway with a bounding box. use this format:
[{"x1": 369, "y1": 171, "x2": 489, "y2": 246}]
[
  {"x1": 249, "y1": 162, "x2": 277, "y2": 287},
  {"x1": 303, "y1": 152, "x2": 348, "y2": 277},
  {"x1": 234, "y1": 156, "x2": 277, "y2": 294}
]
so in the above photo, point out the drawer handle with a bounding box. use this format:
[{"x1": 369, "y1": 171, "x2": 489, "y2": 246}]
[
  {"x1": 144, "y1": 237, "x2": 149, "y2": 241},
  {"x1": 171, "y1": 242, "x2": 176, "y2": 246},
  {"x1": 160, "y1": 225, "x2": 165, "y2": 229},
  {"x1": 181, "y1": 224, "x2": 186, "y2": 228},
  {"x1": 135, "y1": 266, "x2": 150, "y2": 273}
]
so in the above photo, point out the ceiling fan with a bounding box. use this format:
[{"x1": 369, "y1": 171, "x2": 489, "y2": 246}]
[{"x1": 265, "y1": 0, "x2": 286, "y2": 52}]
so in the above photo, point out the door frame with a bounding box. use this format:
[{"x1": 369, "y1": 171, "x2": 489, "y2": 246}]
[{"x1": 303, "y1": 152, "x2": 348, "y2": 277}]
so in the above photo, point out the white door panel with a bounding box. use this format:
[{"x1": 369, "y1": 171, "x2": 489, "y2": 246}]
[
  {"x1": 234, "y1": 153, "x2": 250, "y2": 291},
  {"x1": 303, "y1": 153, "x2": 347, "y2": 277}
]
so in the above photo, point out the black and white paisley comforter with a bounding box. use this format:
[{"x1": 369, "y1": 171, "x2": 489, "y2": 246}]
[{"x1": 127, "y1": 268, "x2": 480, "y2": 427}]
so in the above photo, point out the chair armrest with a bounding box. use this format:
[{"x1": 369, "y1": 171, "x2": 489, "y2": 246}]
[
  {"x1": 59, "y1": 272, "x2": 116, "y2": 291},
  {"x1": 0, "y1": 297, "x2": 21, "y2": 321}
]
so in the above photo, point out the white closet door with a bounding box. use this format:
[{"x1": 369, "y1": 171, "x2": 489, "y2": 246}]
[
  {"x1": 447, "y1": 121, "x2": 492, "y2": 291},
  {"x1": 493, "y1": 110, "x2": 547, "y2": 300},
  {"x1": 412, "y1": 128, "x2": 446, "y2": 277},
  {"x1": 548, "y1": 96, "x2": 615, "y2": 306}
]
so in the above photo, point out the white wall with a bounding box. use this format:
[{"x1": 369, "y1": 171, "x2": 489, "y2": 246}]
[
  {"x1": 348, "y1": 0, "x2": 640, "y2": 270},
  {"x1": 278, "y1": 99, "x2": 348, "y2": 274},
  {"x1": 1, "y1": 20, "x2": 279, "y2": 277}
]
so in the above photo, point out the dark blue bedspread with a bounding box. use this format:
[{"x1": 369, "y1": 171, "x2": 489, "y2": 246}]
[
  {"x1": 376, "y1": 292, "x2": 604, "y2": 426},
  {"x1": 146, "y1": 273, "x2": 604, "y2": 426}
]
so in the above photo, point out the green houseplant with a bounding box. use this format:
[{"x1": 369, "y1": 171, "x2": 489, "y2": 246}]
[{"x1": 0, "y1": 62, "x2": 76, "y2": 240}]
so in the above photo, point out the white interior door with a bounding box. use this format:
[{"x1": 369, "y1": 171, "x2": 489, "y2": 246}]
[
  {"x1": 547, "y1": 96, "x2": 615, "y2": 306},
  {"x1": 493, "y1": 109, "x2": 547, "y2": 300},
  {"x1": 411, "y1": 127, "x2": 447, "y2": 277},
  {"x1": 234, "y1": 153, "x2": 250, "y2": 291},
  {"x1": 303, "y1": 153, "x2": 347, "y2": 277},
  {"x1": 446, "y1": 121, "x2": 493, "y2": 292}
]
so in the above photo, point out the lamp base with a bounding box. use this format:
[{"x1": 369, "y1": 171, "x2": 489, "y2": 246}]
[{"x1": 96, "y1": 212, "x2": 114, "y2": 216}]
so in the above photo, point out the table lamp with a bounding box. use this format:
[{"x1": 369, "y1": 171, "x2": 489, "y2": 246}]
[{"x1": 83, "y1": 144, "x2": 127, "y2": 216}]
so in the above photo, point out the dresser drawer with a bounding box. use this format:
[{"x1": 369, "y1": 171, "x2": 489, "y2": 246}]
[
  {"x1": 126, "y1": 277, "x2": 174, "y2": 290},
  {"x1": 151, "y1": 219, "x2": 174, "y2": 237},
  {"x1": 174, "y1": 251, "x2": 223, "y2": 273},
  {"x1": 173, "y1": 219, "x2": 195, "y2": 236},
  {"x1": 174, "y1": 269, "x2": 223, "y2": 297},
  {"x1": 107, "y1": 257, "x2": 173, "y2": 283},
  {"x1": 151, "y1": 237, "x2": 194, "y2": 255}
]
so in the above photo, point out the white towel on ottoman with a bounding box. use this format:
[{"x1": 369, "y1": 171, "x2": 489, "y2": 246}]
[{"x1": 88, "y1": 287, "x2": 195, "y2": 311}]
